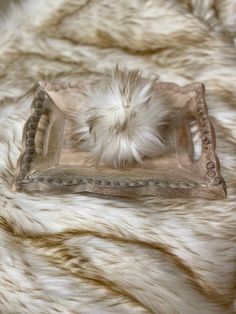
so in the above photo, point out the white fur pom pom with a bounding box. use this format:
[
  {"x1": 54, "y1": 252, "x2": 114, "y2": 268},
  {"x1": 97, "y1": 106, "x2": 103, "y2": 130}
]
[{"x1": 72, "y1": 69, "x2": 172, "y2": 168}]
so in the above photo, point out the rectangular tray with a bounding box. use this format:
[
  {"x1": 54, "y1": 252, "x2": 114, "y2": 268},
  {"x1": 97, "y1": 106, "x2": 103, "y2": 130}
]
[{"x1": 12, "y1": 80, "x2": 227, "y2": 199}]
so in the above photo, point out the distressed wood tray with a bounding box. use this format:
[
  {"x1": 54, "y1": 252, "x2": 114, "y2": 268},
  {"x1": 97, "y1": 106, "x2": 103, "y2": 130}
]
[{"x1": 12, "y1": 80, "x2": 227, "y2": 199}]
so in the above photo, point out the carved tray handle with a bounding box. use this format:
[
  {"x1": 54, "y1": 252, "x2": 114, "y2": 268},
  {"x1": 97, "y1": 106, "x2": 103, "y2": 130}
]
[{"x1": 13, "y1": 85, "x2": 65, "y2": 190}]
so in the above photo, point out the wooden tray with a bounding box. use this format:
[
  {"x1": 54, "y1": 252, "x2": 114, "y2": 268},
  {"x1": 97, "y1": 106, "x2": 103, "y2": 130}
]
[{"x1": 12, "y1": 80, "x2": 227, "y2": 199}]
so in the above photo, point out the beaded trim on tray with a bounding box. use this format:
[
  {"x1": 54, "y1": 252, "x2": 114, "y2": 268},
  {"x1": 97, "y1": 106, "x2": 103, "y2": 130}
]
[{"x1": 195, "y1": 90, "x2": 222, "y2": 186}]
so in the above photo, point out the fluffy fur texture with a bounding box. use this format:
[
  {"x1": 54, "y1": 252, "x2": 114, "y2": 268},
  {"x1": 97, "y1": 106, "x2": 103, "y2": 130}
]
[
  {"x1": 71, "y1": 69, "x2": 170, "y2": 167},
  {"x1": 0, "y1": 0, "x2": 236, "y2": 313}
]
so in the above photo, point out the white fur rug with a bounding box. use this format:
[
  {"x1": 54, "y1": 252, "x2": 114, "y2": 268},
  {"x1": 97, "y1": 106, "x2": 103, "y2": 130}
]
[{"x1": 0, "y1": 1, "x2": 236, "y2": 313}]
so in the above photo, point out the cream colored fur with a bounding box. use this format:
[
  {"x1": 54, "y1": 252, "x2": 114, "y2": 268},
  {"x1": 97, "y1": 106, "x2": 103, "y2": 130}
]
[
  {"x1": 0, "y1": 0, "x2": 236, "y2": 313},
  {"x1": 70, "y1": 68, "x2": 170, "y2": 167}
]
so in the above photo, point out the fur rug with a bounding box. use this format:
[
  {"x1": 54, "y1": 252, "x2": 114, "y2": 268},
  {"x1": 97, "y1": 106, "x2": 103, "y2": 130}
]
[{"x1": 0, "y1": 0, "x2": 236, "y2": 313}]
